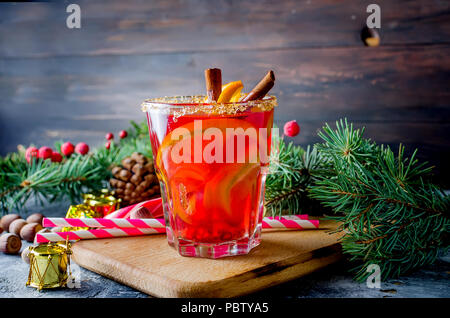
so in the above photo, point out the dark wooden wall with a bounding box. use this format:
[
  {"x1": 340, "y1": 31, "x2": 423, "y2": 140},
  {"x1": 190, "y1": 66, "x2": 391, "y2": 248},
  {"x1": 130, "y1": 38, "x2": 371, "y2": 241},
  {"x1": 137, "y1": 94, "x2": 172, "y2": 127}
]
[{"x1": 1, "y1": 0, "x2": 449, "y2": 184}]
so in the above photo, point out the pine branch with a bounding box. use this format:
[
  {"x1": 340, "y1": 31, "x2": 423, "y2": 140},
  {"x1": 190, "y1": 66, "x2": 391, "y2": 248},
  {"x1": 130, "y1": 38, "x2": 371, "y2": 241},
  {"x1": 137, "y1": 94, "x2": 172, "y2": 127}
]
[
  {"x1": 0, "y1": 153, "x2": 106, "y2": 213},
  {"x1": 310, "y1": 119, "x2": 450, "y2": 282},
  {"x1": 0, "y1": 120, "x2": 152, "y2": 215},
  {"x1": 265, "y1": 137, "x2": 331, "y2": 216}
]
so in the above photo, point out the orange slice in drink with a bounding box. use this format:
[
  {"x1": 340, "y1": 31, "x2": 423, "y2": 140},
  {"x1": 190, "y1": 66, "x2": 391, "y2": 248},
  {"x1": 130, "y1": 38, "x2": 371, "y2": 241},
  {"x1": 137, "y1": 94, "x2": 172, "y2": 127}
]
[
  {"x1": 169, "y1": 166, "x2": 206, "y2": 224},
  {"x1": 217, "y1": 81, "x2": 243, "y2": 103},
  {"x1": 156, "y1": 118, "x2": 259, "y2": 224},
  {"x1": 156, "y1": 118, "x2": 258, "y2": 172},
  {"x1": 203, "y1": 162, "x2": 260, "y2": 217}
]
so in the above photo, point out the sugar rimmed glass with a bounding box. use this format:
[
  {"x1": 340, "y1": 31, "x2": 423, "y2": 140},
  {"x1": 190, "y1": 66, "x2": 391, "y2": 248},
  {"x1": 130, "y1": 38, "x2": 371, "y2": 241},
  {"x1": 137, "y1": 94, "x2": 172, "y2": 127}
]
[{"x1": 142, "y1": 95, "x2": 276, "y2": 258}]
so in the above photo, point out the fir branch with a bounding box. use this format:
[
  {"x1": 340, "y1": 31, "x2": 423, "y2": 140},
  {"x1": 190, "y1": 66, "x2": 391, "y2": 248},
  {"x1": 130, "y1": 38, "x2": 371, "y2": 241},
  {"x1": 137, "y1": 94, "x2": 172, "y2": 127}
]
[
  {"x1": 310, "y1": 119, "x2": 450, "y2": 282},
  {"x1": 0, "y1": 120, "x2": 152, "y2": 214},
  {"x1": 265, "y1": 138, "x2": 331, "y2": 216}
]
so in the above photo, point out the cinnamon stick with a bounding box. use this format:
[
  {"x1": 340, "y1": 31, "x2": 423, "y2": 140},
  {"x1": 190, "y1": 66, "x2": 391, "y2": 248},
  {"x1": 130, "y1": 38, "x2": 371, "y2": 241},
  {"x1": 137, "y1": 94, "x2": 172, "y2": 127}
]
[
  {"x1": 242, "y1": 70, "x2": 275, "y2": 102},
  {"x1": 204, "y1": 68, "x2": 222, "y2": 102}
]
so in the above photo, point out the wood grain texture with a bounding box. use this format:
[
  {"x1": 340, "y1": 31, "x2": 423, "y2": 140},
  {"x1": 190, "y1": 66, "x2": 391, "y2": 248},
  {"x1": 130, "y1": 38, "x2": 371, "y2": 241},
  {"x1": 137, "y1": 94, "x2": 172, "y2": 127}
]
[
  {"x1": 71, "y1": 220, "x2": 342, "y2": 298},
  {"x1": 0, "y1": 0, "x2": 449, "y2": 184},
  {"x1": 0, "y1": 0, "x2": 449, "y2": 58},
  {"x1": 1, "y1": 44, "x2": 448, "y2": 182}
]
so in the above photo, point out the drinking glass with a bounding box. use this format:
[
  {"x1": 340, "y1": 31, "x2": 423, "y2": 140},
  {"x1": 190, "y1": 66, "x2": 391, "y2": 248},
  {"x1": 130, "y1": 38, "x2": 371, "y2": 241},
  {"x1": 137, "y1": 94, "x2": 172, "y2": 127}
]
[{"x1": 142, "y1": 95, "x2": 276, "y2": 258}]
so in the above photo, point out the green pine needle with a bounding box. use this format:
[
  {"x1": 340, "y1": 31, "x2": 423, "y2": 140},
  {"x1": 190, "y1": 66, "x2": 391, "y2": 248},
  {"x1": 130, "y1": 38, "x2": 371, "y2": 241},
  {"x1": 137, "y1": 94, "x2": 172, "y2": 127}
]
[
  {"x1": 0, "y1": 120, "x2": 151, "y2": 213},
  {"x1": 310, "y1": 118, "x2": 449, "y2": 282}
]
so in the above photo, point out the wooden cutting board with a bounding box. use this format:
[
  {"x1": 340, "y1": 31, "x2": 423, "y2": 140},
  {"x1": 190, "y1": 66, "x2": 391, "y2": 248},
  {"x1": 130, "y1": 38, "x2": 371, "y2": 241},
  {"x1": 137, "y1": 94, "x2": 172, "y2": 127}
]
[{"x1": 71, "y1": 220, "x2": 342, "y2": 298}]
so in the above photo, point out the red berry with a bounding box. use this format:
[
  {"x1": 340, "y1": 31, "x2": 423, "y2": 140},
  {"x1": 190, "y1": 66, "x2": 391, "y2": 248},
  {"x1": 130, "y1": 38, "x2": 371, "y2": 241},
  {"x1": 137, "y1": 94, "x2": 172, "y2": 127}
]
[
  {"x1": 51, "y1": 152, "x2": 63, "y2": 163},
  {"x1": 25, "y1": 147, "x2": 39, "y2": 163},
  {"x1": 283, "y1": 120, "x2": 300, "y2": 137},
  {"x1": 75, "y1": 142, "x2": 89, "y2": 155},
  {"x1": 105, "y1": 141, "x2": 111, "y2": 150},
  {"x1": 105, "y1": 132, "x2": 114, "y2": 140},
  {"x1": 38, "y1": 146, "x2": 53, "y2": 160},
  {"x1": 119, "y1": 130, "x2": 128, "y2": 139},
  {"x1": 61, "y1": 142, "x2": 75, "y2": 157}
]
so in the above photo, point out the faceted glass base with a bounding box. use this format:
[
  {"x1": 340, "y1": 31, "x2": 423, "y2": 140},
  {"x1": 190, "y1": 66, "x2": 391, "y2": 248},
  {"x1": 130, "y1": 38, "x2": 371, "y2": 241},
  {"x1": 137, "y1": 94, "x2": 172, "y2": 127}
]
[{"x1": 166, "y1": 225, "x2": 262, "y2": 258}]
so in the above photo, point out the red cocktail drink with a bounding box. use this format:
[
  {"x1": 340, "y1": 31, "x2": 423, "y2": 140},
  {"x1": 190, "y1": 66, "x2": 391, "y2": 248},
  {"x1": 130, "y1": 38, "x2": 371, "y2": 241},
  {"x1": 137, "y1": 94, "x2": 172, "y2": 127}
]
[{"x1": 143, "y1": 96, "x2": 276, "y2": 258}]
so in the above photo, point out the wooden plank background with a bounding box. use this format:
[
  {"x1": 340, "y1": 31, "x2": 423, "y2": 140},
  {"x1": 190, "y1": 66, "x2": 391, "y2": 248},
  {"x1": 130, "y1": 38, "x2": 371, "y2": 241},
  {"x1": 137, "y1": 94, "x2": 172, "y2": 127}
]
[{"x1": 0, "y1": 0, "x2": 449, "y2": 185}]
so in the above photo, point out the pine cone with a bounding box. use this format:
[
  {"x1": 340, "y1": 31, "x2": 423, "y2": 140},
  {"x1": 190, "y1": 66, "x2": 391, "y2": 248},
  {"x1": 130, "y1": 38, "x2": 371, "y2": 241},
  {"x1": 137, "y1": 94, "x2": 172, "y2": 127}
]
[{"x1": 109, "y1": 152, "x2": 160, "y2": 205}]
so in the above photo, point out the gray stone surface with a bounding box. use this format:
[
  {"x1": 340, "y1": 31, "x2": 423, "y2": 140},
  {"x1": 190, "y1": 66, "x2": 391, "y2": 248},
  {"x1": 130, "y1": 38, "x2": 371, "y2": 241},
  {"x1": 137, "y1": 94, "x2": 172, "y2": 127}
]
[
  {"x1": 0, "y1": 240, "x2": 146, "y2": 298},
  {"x1": 255, "y1": 254, "x2": 450, "y2": 298},
  {"x1": 0, "y1": 202, "x2": 448, "y2": 298}
]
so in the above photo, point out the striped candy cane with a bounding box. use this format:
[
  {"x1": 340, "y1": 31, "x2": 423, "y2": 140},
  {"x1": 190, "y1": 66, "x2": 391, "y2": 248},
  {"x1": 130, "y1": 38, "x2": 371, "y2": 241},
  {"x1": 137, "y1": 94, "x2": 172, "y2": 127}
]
[
  {"x1": 38, "y1": 215, "x2": 319, "y2": 243},
  {"x1": 43, "y1": 215, "x2": 313, "y2": 230},
  {"x1": 43, "y1": 217, "x2": 166, "y2": 229},
  {"x1": 35, "y1": 227, "x2": 165, "y2": 244},
  {"x1": 262, "y1": 216, "x2": 319, "y2": 229}
]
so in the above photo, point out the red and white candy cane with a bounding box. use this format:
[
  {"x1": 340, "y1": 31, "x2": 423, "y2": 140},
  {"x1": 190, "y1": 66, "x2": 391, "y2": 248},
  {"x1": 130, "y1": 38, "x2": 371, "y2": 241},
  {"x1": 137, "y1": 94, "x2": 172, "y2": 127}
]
[
  {"x1": 43, "y1": 217, "x2": 165, "y2": 229},
  {"x1": 35, "y1": 227, "x2": 164, "y2": 244},
  {"x1": 262, "y1": 216, "x2": 319, "y2": 229},
  {"x1": 43, "y1": 215, "x2": 314, "y2": 230},
  {"x1": 38, "y1": 215, "x2": 319, "y2": 243}
]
